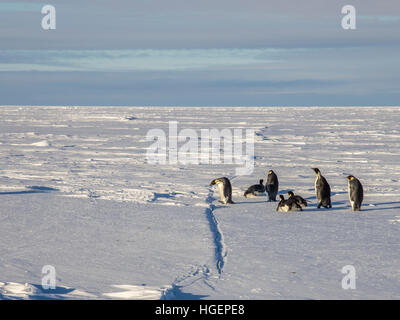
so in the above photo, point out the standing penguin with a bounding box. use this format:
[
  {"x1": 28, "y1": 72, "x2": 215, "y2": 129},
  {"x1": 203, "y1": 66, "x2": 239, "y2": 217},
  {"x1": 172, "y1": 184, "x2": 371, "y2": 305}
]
[
  {"x1": 346, "y1": 175, "x2": 363, "y2": 211},
  {"x1": 244, "y1": 179, "x2": 266, "y2": 198},
  {"x1": 266, "y1": 170, "x2": 279, "y2": 202},
  {"x1": 210, "y1": 177, "x2": 234, "y2": 204},
  {"x1": 312, "y1": 168, "x2": 332, "y2": 209}
]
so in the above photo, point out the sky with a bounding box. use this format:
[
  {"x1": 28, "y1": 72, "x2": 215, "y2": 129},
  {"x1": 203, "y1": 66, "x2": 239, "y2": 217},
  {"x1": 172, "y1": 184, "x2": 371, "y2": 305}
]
[{"x1": 0, "y1": 0, "x2": 399, "y2": 106}]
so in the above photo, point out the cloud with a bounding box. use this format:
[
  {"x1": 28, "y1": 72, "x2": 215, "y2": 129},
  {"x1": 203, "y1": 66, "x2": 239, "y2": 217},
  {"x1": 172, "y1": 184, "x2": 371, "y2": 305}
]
[
  {"x1": 0, "y1": 49, "x2": 282, "y2": 72},
  {"x1": 1, "y1": 0, "x2": 399, "y2": 50},
  {"x1": 0, "y1": 1, "x2": 399, "y2": 105}
]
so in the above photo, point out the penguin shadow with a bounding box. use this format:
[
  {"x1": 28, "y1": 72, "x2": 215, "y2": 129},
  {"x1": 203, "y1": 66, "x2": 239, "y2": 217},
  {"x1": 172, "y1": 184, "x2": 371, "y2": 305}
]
[
  {"x1": 206, "y1": 195, "x2": 231, "y2": 209},
  {"x1": 299, "y1": 199, "x2": 400, "y2": 213},
  {"x1": 31, "y1": 284, "x2": 76, "y2": 299},
  {"x1": 234, "y1": 200, "x2": 267, "y2": 205},
  {"x1": 0, "y1": 186, "x2": 59, "y2": 195},
  {"x1": 278, "y1": 189, "x2": 293, "y2": 195},
  {"x1": 165, "y1": 285, "x2": 209, "y2": 300},
  {"x1": 305, "y1": 201, "x2": 348, "y2": 212},
  {"x1": 361, "y1": 201, "x2": 400, "y2": 212},
  {"x1": 304, "y1": 195, "x2": 316, "y2": 201},
  {"x1": 301, "y1": 193, "x2": 348, "y2": 211},
  {"x1": 305, "y1": 189, "x2": 347, "y2": 197}
]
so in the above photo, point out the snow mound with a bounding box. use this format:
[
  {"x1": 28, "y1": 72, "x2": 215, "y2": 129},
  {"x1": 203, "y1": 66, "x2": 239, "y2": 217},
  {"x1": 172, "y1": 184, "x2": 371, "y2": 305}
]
[
  {"x1": 103, "y1": 284, "x2": 171, "y2": 300},
  {"x1": 31, "y1": 140, "x2": 51, "y2": 147},
  {"x1": 0, "y1": 282, "x2": 39, "y2": 299},
  {"x1": 0, "y1": 282, "x2": 96, "y2": 300}
]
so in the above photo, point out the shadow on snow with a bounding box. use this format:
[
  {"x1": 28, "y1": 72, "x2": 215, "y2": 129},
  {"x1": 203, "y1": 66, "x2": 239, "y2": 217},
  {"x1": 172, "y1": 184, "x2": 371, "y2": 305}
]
[{"x1": 0, "y1": 186, "x2": 59, "y2": 195}]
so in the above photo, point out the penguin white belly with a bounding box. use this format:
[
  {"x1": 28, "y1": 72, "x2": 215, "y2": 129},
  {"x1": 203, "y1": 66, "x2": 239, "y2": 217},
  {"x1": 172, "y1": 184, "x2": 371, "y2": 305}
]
[
  {"x1": 278, "y1": 205, "x2": 290, "y2": 212},
  {"x1": 217, "y1": 183, "x2": 227, "y2": 203},
  {"x1": 315, "y1": 177, "x2": 320, "y2": 201},
  {"x1": 245, "y1": 193, "x2": 257, "y2": 198},
  {"x1": 254, "y1": 191, "x2": 266, "y2": 197},
  {"x1": 348, "y1": 184, "x2": 355, "y2": 210}
]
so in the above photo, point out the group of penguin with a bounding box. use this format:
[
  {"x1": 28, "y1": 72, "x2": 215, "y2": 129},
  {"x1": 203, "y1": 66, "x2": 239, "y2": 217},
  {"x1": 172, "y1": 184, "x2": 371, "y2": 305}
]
[{"x1": 210, "y1": 168, "x2": 364, "y2": 212}]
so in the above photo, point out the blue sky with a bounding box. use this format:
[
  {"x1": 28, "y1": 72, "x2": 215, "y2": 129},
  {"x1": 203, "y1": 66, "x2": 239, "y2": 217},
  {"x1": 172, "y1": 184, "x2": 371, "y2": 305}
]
[{"x1": 0, "y1": 0, "x2": 399, "y2": 106}]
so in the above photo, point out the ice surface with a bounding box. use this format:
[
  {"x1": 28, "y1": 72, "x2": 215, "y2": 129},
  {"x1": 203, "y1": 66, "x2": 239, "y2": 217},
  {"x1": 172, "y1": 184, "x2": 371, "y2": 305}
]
[{"x1": 0, "y1": 106, "x2": 399, "y2": 299}]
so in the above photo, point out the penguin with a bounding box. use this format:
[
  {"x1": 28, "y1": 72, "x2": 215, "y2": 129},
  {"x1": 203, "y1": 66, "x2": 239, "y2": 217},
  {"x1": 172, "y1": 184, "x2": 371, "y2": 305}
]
[
  {"x1": 210, "y1": 177, "x2": 234, "y2": 204},
  {"x1": 244, "y1": 179, "x2": 266, "y2": 198},
  {"x1": 346, "y1": 175, "x2": 363, "y2": 211},
  {"x1": 266, "y1": 170, "x2": 279, "y2": 202},
  {"x1": 276, "y1": 195, "x2": 303, "y2": 212},
  {"x1": 287, "y1": 191, "x2": 308, "y2": 208},
  {"x1": 312, "y1": 168, "x2": 332, "y2": 209}
]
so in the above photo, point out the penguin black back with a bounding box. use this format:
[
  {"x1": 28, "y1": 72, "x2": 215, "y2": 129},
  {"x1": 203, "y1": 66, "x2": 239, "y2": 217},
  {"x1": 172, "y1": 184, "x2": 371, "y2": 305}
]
[
  {"x1": 244, "y1": 179, "x2": 265, "y2": 198},
  {"x1": 312, "y1": 168, "x2": 332, "y2": 209},
  {"x1": 266, "y1": 170, "x2": 279, "y2": 202},
  {"x1": 346, "y1": 175, "x2": 363, "y2": 211},
  {"x1": 287, "y1": 191, "x2": 308, "y2": 207}
]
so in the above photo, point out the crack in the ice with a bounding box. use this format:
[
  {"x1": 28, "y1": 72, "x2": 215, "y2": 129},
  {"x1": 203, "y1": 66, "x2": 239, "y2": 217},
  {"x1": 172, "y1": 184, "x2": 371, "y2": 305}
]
[
  {"x1": 162, "y1": 264, "x2": 213, "y2": 299},
  {"x1": 205, "y1": 190, "x2": 227, "y2": 276},
  {"x1": 160, "y1": 188, "x2": 228, "y2": 300}
]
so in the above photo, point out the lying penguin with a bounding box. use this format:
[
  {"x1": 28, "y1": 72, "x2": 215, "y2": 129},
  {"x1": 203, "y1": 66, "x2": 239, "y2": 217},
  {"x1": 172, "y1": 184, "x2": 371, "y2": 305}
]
[
  {"x1": 244, "y1": 179, "x2": 266, "y2": 198},
  {"x1": 210, "y1": 177, "x2": 234, "y2": 204},
  {"x1": 276, "y1": 195, "x2": 303, "y2": 212},
  {"x1": 287, "y1": 191, "x2": 308, "y2": 208}
]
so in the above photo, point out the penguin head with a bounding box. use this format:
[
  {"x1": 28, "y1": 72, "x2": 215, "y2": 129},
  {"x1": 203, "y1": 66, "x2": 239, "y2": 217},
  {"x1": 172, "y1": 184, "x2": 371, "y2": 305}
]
[
  {"x1": 210, "y1": 179, "x2": 219, "y2": 186},
  {"x1": 287, "y1": 191, "x2": 294, "y2": 198},
  {"x1": 211, "y1": 177, "x2": 227, "y2": 185},
  {"x1": 279, "y1": 195, "x2": 285, "y2": 201},
  {"x1": 312, "y1": 168, "x2": 320, "y2": 175},
  {"x1": 259, "y1": 179, "x2": 264, "y2": 184},
  {"x1": 346, "y1": 175, "x2": 355, "y2": 181},
  {"x1": 268, "y1": 170, "x2": 274, "y2": 175}
]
